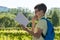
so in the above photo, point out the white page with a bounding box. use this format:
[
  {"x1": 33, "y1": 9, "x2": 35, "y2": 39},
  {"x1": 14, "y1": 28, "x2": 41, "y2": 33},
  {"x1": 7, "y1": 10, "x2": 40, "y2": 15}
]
[{"x1": 15, "y1": 13, "x2": 29, "y2": 27}]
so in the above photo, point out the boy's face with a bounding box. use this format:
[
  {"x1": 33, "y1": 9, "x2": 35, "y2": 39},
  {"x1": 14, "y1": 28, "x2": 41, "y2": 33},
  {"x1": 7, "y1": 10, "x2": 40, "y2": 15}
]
[{"x1": 35, "y1": 9, "x2": 43, "y2": 17}]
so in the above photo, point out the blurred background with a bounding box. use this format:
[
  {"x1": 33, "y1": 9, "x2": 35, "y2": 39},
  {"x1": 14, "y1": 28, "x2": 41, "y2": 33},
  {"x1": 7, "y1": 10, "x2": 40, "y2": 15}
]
[{"x1": 0, "y1": 0, "x2": 60, "y2": 40}]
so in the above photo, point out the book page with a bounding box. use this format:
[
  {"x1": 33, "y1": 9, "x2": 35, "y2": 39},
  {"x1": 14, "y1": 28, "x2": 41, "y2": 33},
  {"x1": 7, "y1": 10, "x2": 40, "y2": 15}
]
[{"x1": 15, "y1": 13, "x2": 29, "y2": 27}]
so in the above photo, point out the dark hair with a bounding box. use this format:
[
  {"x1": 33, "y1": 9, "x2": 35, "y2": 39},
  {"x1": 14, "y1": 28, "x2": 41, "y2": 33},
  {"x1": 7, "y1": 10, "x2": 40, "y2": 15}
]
[{"x1": 34, "y1": 3, "x2": 47, "y2": 13}]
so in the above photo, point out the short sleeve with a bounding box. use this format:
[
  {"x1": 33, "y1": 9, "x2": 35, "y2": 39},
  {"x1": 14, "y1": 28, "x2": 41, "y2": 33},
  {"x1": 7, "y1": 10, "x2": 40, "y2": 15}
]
[{"x1": 35, "y1": 19, "x2": 47, "y2": 35}]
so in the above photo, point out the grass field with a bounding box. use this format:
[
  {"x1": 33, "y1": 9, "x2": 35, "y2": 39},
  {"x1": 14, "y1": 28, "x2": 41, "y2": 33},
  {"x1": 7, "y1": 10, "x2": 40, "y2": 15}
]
[
  {"x1": 0, "y1": 26, "x2": 60, "y2": 40},
  {"x1": 0, "y1": 29, "x2": 32, "y2": 40}
]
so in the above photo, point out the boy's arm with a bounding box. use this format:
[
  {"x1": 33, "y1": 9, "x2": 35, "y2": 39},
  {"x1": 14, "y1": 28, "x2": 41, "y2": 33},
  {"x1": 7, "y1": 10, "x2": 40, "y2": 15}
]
[
  {"x1": 21, "y1": 16, "x2": 43, "y2": 38},
  {"x1": 21, "y1": 24, "x2": 43, "y2": 38}
]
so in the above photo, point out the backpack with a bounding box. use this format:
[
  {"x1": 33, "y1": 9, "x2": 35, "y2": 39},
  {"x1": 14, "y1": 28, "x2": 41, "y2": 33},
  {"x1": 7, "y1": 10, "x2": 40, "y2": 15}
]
[{"x1": 41, "y1": 18, "x2": 55, "y2": 40}]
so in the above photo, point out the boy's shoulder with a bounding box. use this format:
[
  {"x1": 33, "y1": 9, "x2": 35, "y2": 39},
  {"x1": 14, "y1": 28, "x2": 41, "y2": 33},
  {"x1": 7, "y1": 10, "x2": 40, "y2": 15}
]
[{"x1": 39, "y1": 18, "x2": 47, "y2": 23}]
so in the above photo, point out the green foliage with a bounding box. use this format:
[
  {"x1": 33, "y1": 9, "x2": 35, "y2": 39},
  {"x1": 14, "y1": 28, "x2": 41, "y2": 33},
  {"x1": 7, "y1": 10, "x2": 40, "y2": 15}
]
[
  {"x1": 54, "y1": 27, "x2": 60, "y2": 40},
  {"x1": 0, "y1": 7, "x2": 33, "y2": 28},
  {"x1": 0, "y1": 7, "x2": 60, "y2": 40},
  {"x1": 0, "y1": 14, "x2": 18, "y2": 27},
  {"x1": 0, "y1": 27, "x2": 60, "y2": 40},
  {"x1": 8, "y1": 8, "x2": 18, "y2": 15},
  {"x1": 46, "y1": 8, "x2": 60, "y2": 27},
  {"x1": 0, "y1": 29, "x2": 32, "y2": 40},
  {"x1": 52, "y1": 11, "x2": 59, "y2": 27},
  {"x1": 8, "y1": 7, "x2": 33, "y2": 20}
]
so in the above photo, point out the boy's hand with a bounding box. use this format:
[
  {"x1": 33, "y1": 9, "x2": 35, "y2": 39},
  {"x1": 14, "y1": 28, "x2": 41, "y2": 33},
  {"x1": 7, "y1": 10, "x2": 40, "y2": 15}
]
[
  {"x1": 21, "y1": 24, "x2": 27, "y2": 30},
  {"x1": 32, "y1": 15, "x2": 38, "y2": 23},
  {"x1": 32, "y1": 15, "x2": 38, "y2": 31}
]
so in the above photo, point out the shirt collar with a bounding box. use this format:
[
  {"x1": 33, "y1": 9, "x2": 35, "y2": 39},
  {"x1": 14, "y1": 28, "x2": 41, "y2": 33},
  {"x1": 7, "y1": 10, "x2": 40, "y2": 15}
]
[{"x1": 38, "y1": 16, "x2": 45, "y2": 20}]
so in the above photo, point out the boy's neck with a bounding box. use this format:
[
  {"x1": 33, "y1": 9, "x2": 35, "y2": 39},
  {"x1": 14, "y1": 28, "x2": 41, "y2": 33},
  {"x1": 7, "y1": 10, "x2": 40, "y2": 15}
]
[{"x1": 38, "y1": 15, "x2": 45, "y2": 19}]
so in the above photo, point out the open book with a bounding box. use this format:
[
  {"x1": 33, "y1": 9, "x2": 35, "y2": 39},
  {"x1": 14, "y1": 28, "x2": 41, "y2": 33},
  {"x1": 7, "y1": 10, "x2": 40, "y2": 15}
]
[{"x1": 15, "y1": 13, "x2": 29, "y2": 27}]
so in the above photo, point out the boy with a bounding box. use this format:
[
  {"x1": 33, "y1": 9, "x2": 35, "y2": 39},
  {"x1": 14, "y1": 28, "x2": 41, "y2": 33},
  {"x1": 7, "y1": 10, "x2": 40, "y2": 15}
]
[{"x1": 21, "y1": 3, "x2": 47, "y2": 40}]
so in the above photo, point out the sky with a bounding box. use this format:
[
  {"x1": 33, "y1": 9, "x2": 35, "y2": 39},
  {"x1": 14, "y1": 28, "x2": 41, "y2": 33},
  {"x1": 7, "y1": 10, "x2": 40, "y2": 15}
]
[{"x1": 0, "y1": 0, "x2": 60, "y2": 11}]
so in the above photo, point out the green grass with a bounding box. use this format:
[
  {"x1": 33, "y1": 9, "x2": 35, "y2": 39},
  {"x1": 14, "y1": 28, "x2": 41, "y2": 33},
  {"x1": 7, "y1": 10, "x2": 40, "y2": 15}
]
[
  {"x1": 0, "y1": 26, "x2": 60, "y2": 40},
  {"x1": 0, "y1": 29, "x2": 32, "y2": 40}
]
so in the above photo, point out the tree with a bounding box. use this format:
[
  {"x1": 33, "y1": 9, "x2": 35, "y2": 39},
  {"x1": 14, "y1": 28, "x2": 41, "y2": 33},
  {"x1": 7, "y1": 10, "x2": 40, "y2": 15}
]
[
  {"x1": 46, "y1": 8, "x2": 60, "y2": 27},
  {"x1": 0, "y1": 14, "x2": 17, "y2": 28},
  {"x1": 52, "y1": 11, "x2": 59, "y2": 27}
]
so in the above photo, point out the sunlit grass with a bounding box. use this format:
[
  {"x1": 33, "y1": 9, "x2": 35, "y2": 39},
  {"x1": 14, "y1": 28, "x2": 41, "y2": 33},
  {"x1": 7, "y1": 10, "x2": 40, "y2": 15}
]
[{"x1": 0, "y1": 26, "x2": 60, "y2": 40}]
